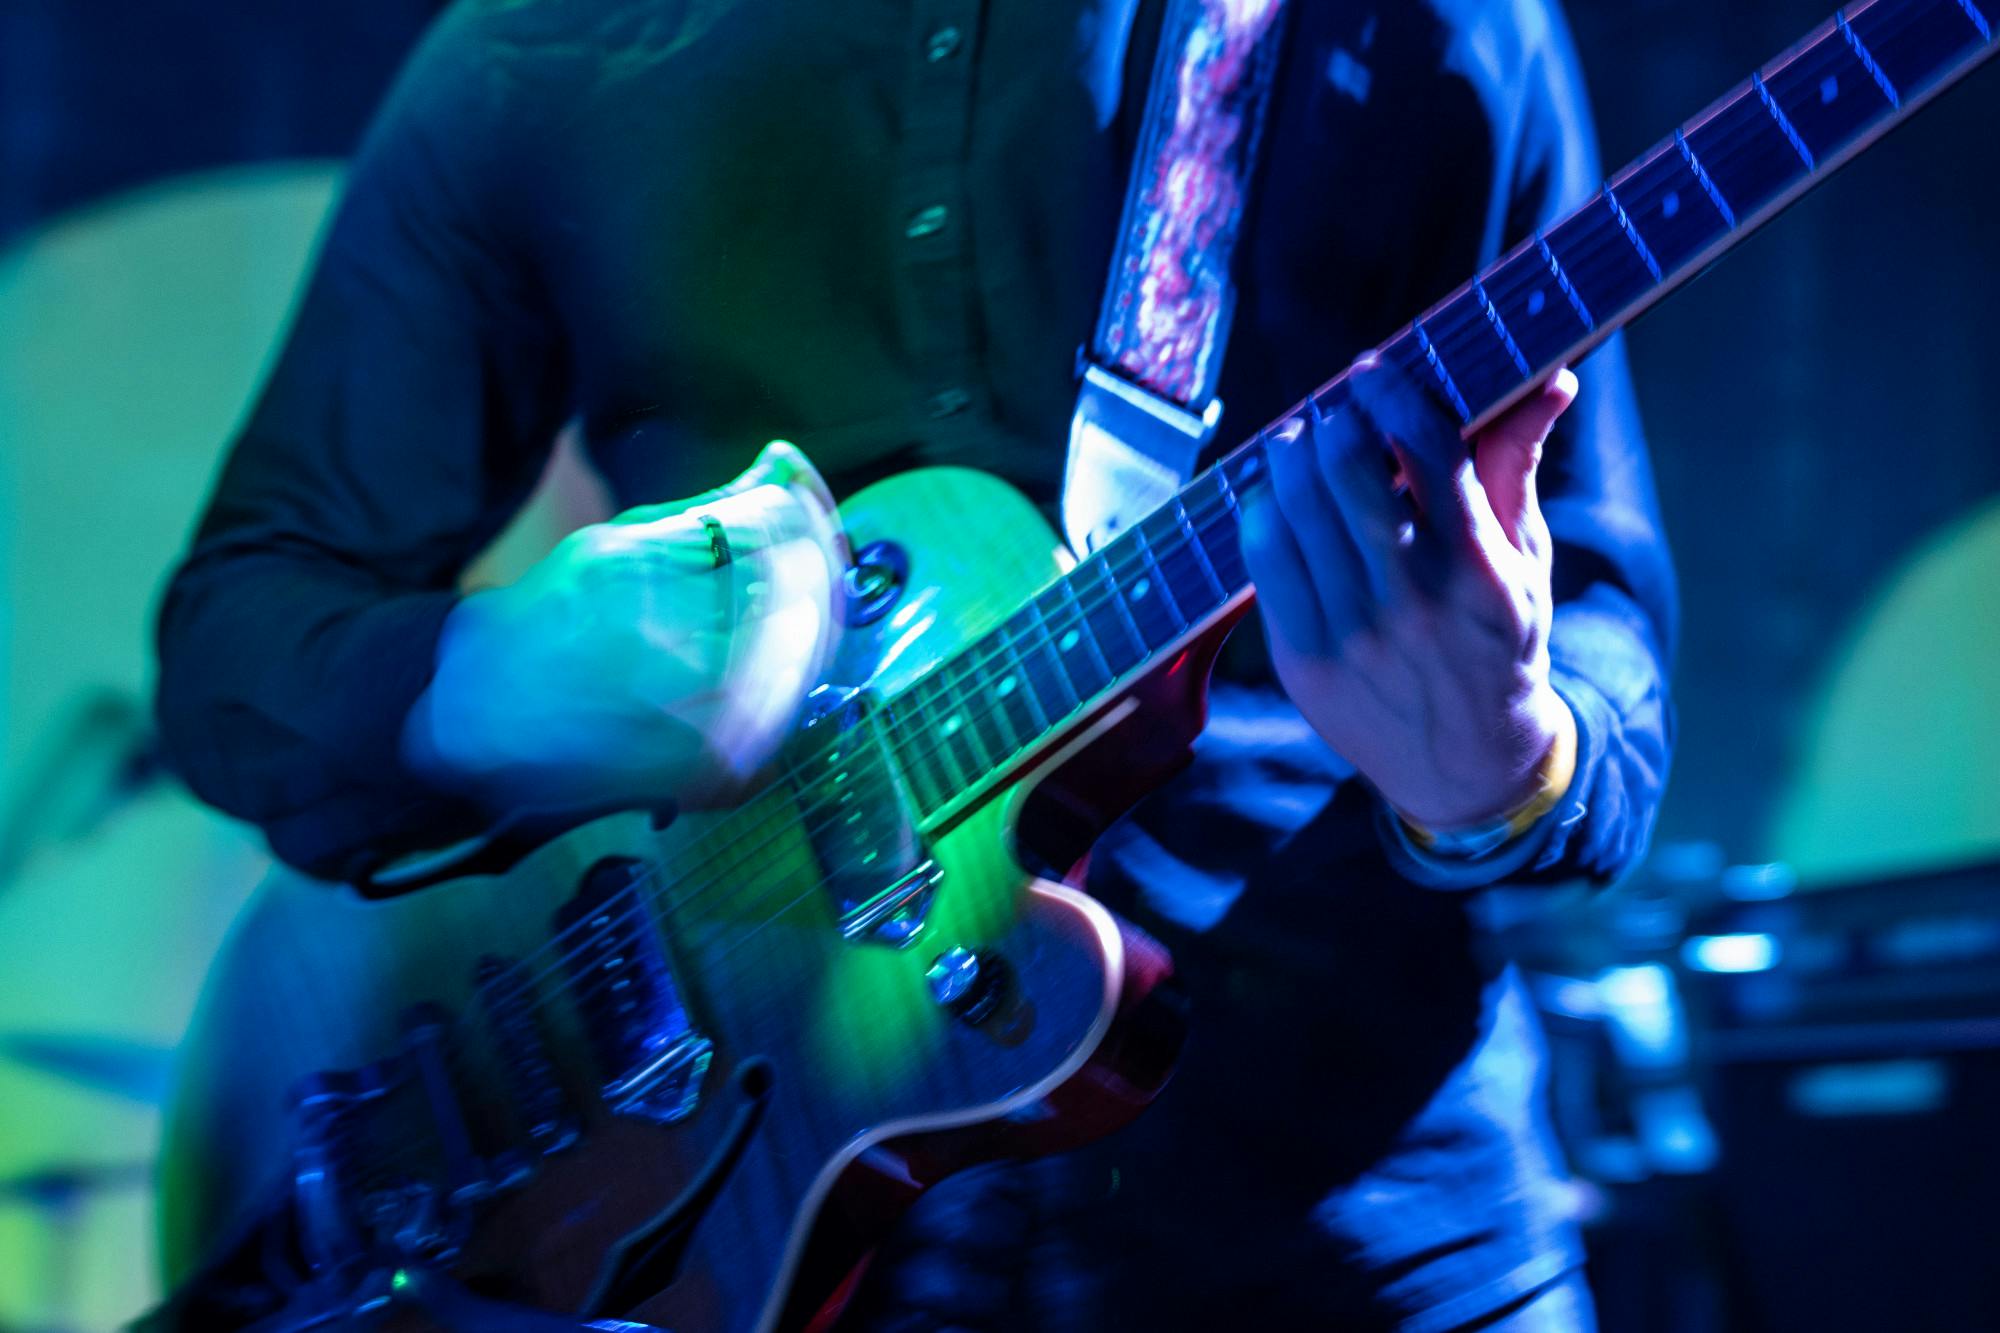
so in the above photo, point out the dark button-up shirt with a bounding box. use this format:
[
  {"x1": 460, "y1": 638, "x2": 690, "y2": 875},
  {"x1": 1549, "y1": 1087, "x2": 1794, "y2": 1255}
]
[{"x1": 156, "y1": 0, "x2": 1675, "y2": 1324}]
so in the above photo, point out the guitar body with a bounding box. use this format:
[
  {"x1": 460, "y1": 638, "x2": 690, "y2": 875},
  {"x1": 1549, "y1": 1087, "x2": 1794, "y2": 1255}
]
[
  {"x1": 155, "y1": 7, "x2": 2000, "y2": 1325},
  {"x1": 158, "y1": 468, "x2": 1223, "y2": 1330}
]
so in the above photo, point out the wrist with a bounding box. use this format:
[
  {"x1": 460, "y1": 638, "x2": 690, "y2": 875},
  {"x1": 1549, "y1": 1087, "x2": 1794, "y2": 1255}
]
[
  {"x1": 1398, "y1": 690, "x2": 1576, "y2": 854},
  {"x1": 402, "y1": 590, "x2": 512, "y2": 795}
]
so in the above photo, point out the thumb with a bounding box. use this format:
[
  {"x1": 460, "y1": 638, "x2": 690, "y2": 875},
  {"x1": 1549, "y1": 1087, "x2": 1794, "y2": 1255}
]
[{"x1": 1474, "y1": 367, "x2": 1577, "y2": 548}]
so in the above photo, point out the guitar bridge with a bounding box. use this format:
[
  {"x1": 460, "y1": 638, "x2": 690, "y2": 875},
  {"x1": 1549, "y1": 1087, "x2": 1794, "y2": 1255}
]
[
  {"x1": 603, "y1": 1030, "x2": 715, "y2": 1125},
  {"x1": 557, "y1": 858, "x2": 714, "y2": 1125},
  {"x1": 838, "y1": 859, "x2": 943, "y2": 947}
]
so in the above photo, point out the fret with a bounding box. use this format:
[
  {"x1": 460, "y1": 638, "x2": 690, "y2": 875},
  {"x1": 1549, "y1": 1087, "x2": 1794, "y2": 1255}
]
[
  {"x1": 930, "y1": 668, "x2": 986, "y2": 789},
  {"x1": 1035, "y1": 584, "x2": 1113, "y2": 703},
  {"x1": 1847, "y1": 0, "x2": 1991, "y2": 101},
  {"x1": 1752, "y1": 71, "x2": 1818, "y2": 171},
  {"x1": 1138, "y1": 503, "x2": 1224, "y2": 623},
  {"x1": 1759, "y1": 22, "x2": 1900, "y2": 168},
  {"x1": 1605, "y1": 140, "x2": 1734, "y2": 276},
  {"x1": 1420, "y1": 291, "x2": 1523, "y2": 421},
  {"x1": 1601, "y1": 183, "x2": 1664, "y2": 282},
  {"x1": 1005, "y1": 605, "x2": 1081, "y2": 725},
  {"x1": 1962, "y1": 0, "x2": 1994, "y2": 42},
  {"x1": 1128, "y1": 526, "x2": 1188, "y2": 632},
  {"x1": 1410, "y1": 318, "x2": 1474, "y2": 424},
  {"x1": 1543, "y1": 195, "x2": 1659, "y2": 322},
  {"x1": 1171, "y1": 498, "x2": 1227, "y2": 606},
  {"x1": 910, "y1": 671, "x2": 980, "y2": 800},
  {"x1": 1070, "y1": 557, "x2": 1147, "y2": 677},
  {"x1": 1473, "y1": 279, "x2": 1533, "y2": 378},
  {"x1": 1675, "y1": 129, "x2": 1738, "y2": 229},
  {"x1": 1683, "y1": 86, "x2": 1814, "y2": 222},
  {"x1": 942, "y1": 655, "x2": 1013, "y2": 777},
  {"x1": 1535, "y1": 233, "x2": 1597, "y2": 333},
  {"x1": 886, "y1": 700, "x2": 953, "y2": 814},
  {"x1": 1482, "y1": 237, "x2": 1597, "y2": 372},
  {"x1": 987, "y1": 624, "x2": 1047, "y2": 746},
  {"x1": 1193, "y1": 506, "x2": 1249, "y2": 599},
  {"x1": 1183, "y1": 469, "x2": 1251, "y2": 593},
  {"x1": 1838, "y1": 11, "x2": 1903, "y2": 108},
  {"x1": 1101, "y1": 528, "x2": 1185, "y2": 650}
]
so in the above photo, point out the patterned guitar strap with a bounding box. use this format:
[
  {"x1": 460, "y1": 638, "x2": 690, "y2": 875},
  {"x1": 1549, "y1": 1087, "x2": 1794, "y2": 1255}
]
[{"x1": 1062, "y1": 0, "x2": 1291, "y2": 556}]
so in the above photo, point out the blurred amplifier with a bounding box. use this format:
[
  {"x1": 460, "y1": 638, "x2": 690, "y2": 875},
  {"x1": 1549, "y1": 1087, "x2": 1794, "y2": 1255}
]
[{"x1": 1683, "y1": 857, "x2": 2000, "y2": 1333}]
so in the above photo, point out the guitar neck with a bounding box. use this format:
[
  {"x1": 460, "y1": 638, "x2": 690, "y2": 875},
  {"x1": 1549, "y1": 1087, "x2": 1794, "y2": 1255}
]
[
  {"x1": 1390, "y1": 0, "x2": 1997, "y2": 437},
  {"x1": 858, "y1": 0, "x2": 1997, "y2": 828}
]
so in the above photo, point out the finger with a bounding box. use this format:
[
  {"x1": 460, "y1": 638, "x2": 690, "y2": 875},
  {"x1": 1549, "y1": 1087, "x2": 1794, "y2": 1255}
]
[
  {"x1": 1263, "y1": 417, "x2": 1374, "y2": 641},
  {"x1": 1344, "y1": 355, "x2": 1469, "y2": 524},
  {"x1": 1474, "y1": 368, "x2": 1577, "y2": 549},
  {"x1": 1310, "y1": 395, "x2": 1419, "y2": 604},
  {"x1": 1237, "y1": 480, "x2": 1326, "y2": 657}
]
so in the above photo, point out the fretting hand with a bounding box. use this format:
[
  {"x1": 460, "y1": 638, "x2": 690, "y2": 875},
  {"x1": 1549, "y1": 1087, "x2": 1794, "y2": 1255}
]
[
  {"x1": 1240, "y1": 357, "x2": 1580, "y2": 833},
  {"x1": 406, "y1": 440, "x2": 847, "y2": 816}
]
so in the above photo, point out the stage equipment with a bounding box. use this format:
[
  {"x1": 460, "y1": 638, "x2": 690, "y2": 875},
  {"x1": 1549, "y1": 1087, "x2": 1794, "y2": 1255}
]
[
  {"x1": 1685, "y1": 856, "x2": 2000, "y2": 1333},
  {"x1": 156, "y1": 2, "x2": 2000, "y2": 1328}
]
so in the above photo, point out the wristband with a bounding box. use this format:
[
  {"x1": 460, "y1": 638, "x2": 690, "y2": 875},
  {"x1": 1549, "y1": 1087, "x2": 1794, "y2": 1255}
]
[{"x1": 1400, "y1": 700, "x2": 1577, "y2": 860}]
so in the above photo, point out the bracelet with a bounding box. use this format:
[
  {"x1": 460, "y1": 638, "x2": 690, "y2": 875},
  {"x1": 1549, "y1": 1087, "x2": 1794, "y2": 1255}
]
[{"x1": 1401, "y1": 700, "x2": 1578, "y2": 860}]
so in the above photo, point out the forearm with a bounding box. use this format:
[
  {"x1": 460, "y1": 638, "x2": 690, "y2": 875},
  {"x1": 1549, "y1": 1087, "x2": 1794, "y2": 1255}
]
[{"x1": 155, "y1": 538, "x2": 489, "y2": 880}]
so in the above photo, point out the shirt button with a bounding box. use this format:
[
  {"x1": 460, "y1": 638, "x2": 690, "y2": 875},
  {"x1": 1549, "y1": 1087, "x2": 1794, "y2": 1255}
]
[
  {"x1": 926, "y1": 387, "x2": 972, "y2": 419},
  {"x1": 925, "y1": 26, "x2": 963, "y2": 61},
  {"x1": 905, "y1": 204, "x2": 950, "y2": 240}
]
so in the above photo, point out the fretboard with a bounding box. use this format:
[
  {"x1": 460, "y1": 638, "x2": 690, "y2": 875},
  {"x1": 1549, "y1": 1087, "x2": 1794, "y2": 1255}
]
[{"x1": 865, "y1": 0, "x2": 1997, "y2": 826}]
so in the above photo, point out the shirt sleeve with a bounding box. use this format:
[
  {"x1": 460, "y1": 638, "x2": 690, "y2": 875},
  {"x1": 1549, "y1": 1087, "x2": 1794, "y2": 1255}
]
[
  {"x1": 154, "y1": 11, "x2": 573, "y2": 883},
  {"x1": 1386, "y1": 0, "x2": 1678, "y2": 890}
]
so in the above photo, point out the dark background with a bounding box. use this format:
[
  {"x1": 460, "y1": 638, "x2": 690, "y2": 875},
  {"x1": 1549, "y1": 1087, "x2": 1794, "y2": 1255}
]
[{"x1": 4, "y1": 0, "x2": 1997, "y2": 869}]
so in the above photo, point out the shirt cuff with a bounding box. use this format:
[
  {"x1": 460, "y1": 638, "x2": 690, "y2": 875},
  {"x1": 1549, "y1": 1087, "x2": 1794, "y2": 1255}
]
[{"x1": 1376, "y1": 681, "x2": 1599, "y2": 891}]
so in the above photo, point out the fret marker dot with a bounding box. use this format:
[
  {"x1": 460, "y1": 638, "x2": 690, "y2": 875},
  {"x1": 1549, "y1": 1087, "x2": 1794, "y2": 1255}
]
[
  {"x1": 1133, "y1": 578, "x2": 1151, "y2": 599},
  {"x1": 1661, "y1": 190, "x2": 1680, "y2": 219},
  {"x1": 942, "y1": 716, "x2": 964, "y2": 737},
  {"x1": 997, "y1": 675, "x2": 1018, "y2": 696},
  {"x1": 1527, "y1": 288, "x2": 1546, "y2": 317},
  {"x1": 1820, "y1": 75, "x2": 1838, "y2": 104},
  {"x1": 1059, "y1": 629, "x2": 1081, "y2": 652}
]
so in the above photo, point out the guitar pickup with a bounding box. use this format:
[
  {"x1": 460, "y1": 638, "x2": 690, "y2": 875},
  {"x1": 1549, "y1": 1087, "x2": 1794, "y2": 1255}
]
[{"x1": 557, "y1": 858, "x2": 715, "y2": 1126}]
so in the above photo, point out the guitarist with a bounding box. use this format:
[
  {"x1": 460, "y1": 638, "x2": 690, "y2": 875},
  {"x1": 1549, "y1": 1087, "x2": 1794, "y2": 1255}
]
[{"x1": 156, "y1": 0, "x2": 1674, "y2": 1328}]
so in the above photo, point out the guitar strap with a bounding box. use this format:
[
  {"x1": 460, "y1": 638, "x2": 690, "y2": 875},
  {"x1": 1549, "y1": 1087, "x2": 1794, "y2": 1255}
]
[{"x1": 1062, "y1": 0, "x2": 1291, "y2": 555}]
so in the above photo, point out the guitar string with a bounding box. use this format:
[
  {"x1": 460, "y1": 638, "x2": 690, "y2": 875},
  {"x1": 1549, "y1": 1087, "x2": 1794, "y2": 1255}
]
[
  {"x1": 477, "y1": 13, "x2": 1913, "y2": 1012},
  {"x1": 439, "y1": 67, "x2": 1850, "y2": 1033},
  {"x1": 516, "y1": 28, "x2": 1949, "y2": 1052},
  {"x1": 1444, "y1": 0, "x2": 1954, "y2": 356},
  {"x1": 363, "y1": 6, "x2": 1953, "y2": 1169},
  {"x1": 441, "y1": 33, "x2": 1899, "y2": 1036},
  {"x1": 366, "y1": 147, "x2": 1907, "y2": 1194},
  {"x1": 498, "y1": 481, "x2": 1253, "y2": 1021}
]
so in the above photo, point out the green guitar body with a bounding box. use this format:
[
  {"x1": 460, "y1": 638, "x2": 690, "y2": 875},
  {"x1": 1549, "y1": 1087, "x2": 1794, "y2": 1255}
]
[{"x1": 157, "y1": 467, "x2": 1227, "y2": 1331}]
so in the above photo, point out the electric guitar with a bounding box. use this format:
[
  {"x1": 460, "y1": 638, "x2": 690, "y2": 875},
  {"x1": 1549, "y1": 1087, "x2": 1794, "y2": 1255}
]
[{"x1": 157, "y1": 3, "x2": 1998, "y2": 1328}]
